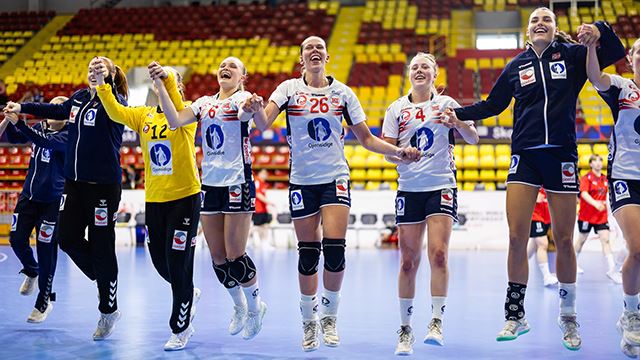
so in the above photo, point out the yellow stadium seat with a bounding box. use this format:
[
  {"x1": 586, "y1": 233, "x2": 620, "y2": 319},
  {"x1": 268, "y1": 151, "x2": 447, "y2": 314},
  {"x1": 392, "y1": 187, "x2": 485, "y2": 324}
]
[
  {"x1": 350, "y1": 169, "x2": 367, "y2": 182},
  {"x1": 483, "y1": 182, "x2": 497, "y2": 191},
  {"x1": 354, "y1": 146, "x2": 369, "y2": 157},
  {"x1": 463, "y1": 155, "x2": 478, "y2": 169},
  {"x1": 382, "y1": 168, "x2": 398, "y2": 181},
  {"x1": 480, "y1": 169, "x2": 496, "y2": 181},
  {"x1": 479, "y1": 155, "x2": 495, "y2": 169},
  {"x1": 350, "y1": 155, "x2": 366, "y2": 168},
  {"x1": 478, "y1": 58, "x2": 492, "y2": 69},
  {"x1": 496, "y1": 154, "x2": 511, "y2": 169},
  {"x1": 365, "y1": 181, "x2": 381, "y2": 190},
  {"x1": 463, "y1": 182, "x2": 476, "y2": 191},
  {"x1": 578, "y1": 154, "x2": 591, "y2": 168},
  {"x1": 366, "y1": 154, "x2": 383, "y2": 168},
  {"x1": 463, "y1": 169, "x2": 479, "y2": 182},
  {"x1": 367, "y1": 169, "x2": 383, "y2": 181},
  {"x1": 344, "y1": 145, "x2": 355, "y2": 159},
  {"x1": 593, "y1": 143, "x2": 608, "y2": 156},
  {"x1": 577, "y1": 143, "x2": 592, "y2": 156},
  {"x1": 463, "y1": 144, "x2": 478, "y2": 157},
  {"x1": 495, "y1": 144, "x2": 510, "y2": 156},
  {"x1": 464, "y1": 58, "x2": 478, "y2": 71},
  {"x1": 479, "y1": 144, "x2": 494, "y2": 157},
  {"x1": 453, "y1": 146, "x2": 462, "y2": 159},
  {"x1": 496, "y1": 170, "x2": 508, "y2": 182}
]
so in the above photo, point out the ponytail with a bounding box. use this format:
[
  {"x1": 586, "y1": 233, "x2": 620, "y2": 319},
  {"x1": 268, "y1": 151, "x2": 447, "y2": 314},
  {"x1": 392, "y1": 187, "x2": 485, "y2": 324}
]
[
  {"x1": 554, "y1": 30, "x2": 577, "y2": 44},
  {"x1": 113, "y1": 65, "x2": 129, "y2": 100}
]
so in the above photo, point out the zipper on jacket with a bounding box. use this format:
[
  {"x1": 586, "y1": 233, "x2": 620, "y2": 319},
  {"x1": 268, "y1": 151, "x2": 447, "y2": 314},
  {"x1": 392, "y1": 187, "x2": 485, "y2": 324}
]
[
  {"x1": 74, "y1": 97, "x2": 93, "y2": 181},
  {"x1": 28, "y1": 147, "x2": 39, "y2": 200},
  {"x1": 531, "y1": 43, "x2": 552, "y2": 145}
]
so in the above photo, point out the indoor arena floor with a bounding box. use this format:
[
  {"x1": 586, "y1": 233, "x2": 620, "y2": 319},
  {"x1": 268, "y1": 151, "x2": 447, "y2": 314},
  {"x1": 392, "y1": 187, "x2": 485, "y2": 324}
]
[{"x1": 0, "y1": 244, "x2": 628, "y2": 359}]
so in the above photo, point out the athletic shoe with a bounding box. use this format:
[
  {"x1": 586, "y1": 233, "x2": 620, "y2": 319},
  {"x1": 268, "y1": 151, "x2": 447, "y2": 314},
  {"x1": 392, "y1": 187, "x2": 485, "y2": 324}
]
[
  {"x1": 619, "y1": 311, "x2": 640, "y2": 345},
  {"x1": 577, "y1": 266, "x2": 584, "y2": 274},
  {"x1": 243, "y1": 301, "x2": 267, "y2": 340},
  {"x1": 302, "y1": 320, "x2": 320, "y2": 352},
  {"x1": 424, "y1": 318, "x2": 444, "y2": 346},
  {"x1": 19, "y1": 274, "x2": 37, "y2": 296},
  {"x1": 607, "y1": 271, "x2": 623, "y2": 284},
  {"x1": 544, "y1": 274, "x2": 559, "y2": 287},
  {"x1": 190, "y1": 288, "x2": 201, "y2": 322},
  {"x1": 164, "y1": 325, "x2": 194, "y2": 351},
  {"x1": 27, "y1": 302, "x2": 53, "y2": 323},
  {"x1": 395, "y1": 325, "x2": 415, "y2": 356},
  {"x1": 228, "y1": 304, "x2": 247, "y2": 335},
  {"x1": 496, "y1": 319, "x2": 530, "y2": 341},
  {"x1": 320, "y1": 315, "x2": 340, "y2": 347},
  {"x1": 621, "y1": 337, "x2": 640, "y2": 358},
  {"x1": 558, "y1": 315, "x2": 581, "y2": 350},
  {"x1": 93, "y1": 310, "x2": 121, "y2": 340}
]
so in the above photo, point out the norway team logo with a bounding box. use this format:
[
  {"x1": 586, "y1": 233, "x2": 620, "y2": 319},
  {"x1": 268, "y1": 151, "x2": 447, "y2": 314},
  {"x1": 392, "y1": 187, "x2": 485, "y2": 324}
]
[
  {"x1": 508, "y1": 155, "x2": 520, "y2": 175},
  {"x1": 614, "y1": 180, "x2": 631, "y2": 201},
  {"x1": 307, "y1": 118, "x2": 331, "y2": 142},
  {"x1": 172, "y1": 230, "x2": 187, "y2": 251},
  {"x1": 561, "y1": 162, "x2": 576, "y2": 184},
  {"x1": 396, "y1": 197, "x2": 405, "y2": 216},
  {"x1": 291, "y1": 190, "x2": 304, "y2": 211},
  {"x1": 150, "y1": 143, "x2": 171, "y2": 167},
  {"x1": 38, "y1": 223, "x2": 55, "y2": 243},
  {"x1": 205, "y1": 124, "x2": 224, "y2": 150},
  {"x1": 411, "y1": 127, "x2": 434, "y2": 152},
  {"x1": 95, "y1": 207, "x2": 108, "y2": 226},
  {"x1": 41, "y1": 149, "x2": 51, "y2": 163},
  {"x1": 84, "y1": 108, "x2": 97, "y2": 126},
  {"x1": 549, "y1": 61, "x2": 567, "y2": 79},
  {"x1": 11, "y1": 213, "x2": 18, "y2": 231}
]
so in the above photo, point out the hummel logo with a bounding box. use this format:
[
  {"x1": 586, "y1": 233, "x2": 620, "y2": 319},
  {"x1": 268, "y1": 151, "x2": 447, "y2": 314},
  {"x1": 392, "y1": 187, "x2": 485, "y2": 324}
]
[
  {"x1": 183, "y1": 218, "x2": 190, "y2": 226},
  {"x1": 100, "y1": 199, "x2": 107, "y2": 207}
]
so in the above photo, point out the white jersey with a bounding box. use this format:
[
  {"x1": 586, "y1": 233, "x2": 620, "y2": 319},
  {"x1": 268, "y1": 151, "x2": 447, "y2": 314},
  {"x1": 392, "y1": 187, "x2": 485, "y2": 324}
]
[
  {"x1": 597, "y1": 75, "x2": 640, "y2": 180},
  {"x1": 269, "y1": 77, "x2": 366, "y2": 185},
  {"x1": 190, "y1": 90, "x2": 253, "y2": 186},
  {"x1": 383, "y1": 94, "x2": 465, "y2": 192}
]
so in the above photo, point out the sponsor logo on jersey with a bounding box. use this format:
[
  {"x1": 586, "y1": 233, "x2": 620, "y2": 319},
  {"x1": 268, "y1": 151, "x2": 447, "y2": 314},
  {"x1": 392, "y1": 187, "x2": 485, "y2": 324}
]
[
  {"x1": 614, "y1": 180, "x2": 631, "y2": 201},
  {"x1": 296, "y1": 94, "x2": 307, "y2": 106},
  {"x1": 149, "y1": 140, "x2": 173, "y2": 175},
  {"x1": 172, "y1": 230, "x2": 187, "y2": 251},
  {"x1": 40, "y1": 149, "x2": 50, "y2": 163},
  {"x1": 291, "y1": 190, "x2": 304, "y2": 211},
  {"x1": 38, "y1": 223, "x2": 55, "y2": 243},
  {"x1": 561, "y1": 162, "x2": 576, "y2": 183},
  {"x1": 307, "y1": 118, "x2": 332, "y2": 142},
  {"x1": 410, "y1": 127, "x2": 435, "y2": 152},
  {"x1": 69, "y1": 106, "x2": 80, "y2": 123},
  {"x1": 519, "y1": 67, "x2": 536, "y2": 87},
  {"x1": 552, "y1": 52, "x2": 561, "y2": 60},
  {"x1": 95, "y1": 207, "x2": 108, "y2": 226},
  {"x1": 83, "y1": 108, "x2": 97, "y2": 126},
  {"x1": 205, "y1": 124, "x2": 225, "y2": 154},
  {"x1": 229, "y1": 185, "x2": 242, "y2": 203},
  {"x1": 441, "y1": 189, "x2": 454, "y2": 207},
  {"x1": 508, "y1": 155, "x2": 520, "y2": 175},
  {"x1": 396, "y1": 197, "x2": 405, "y2": 216},
  {"x1": 330, "y1": 95, "x2": 340, "y2": 107},
  {"x1": 549, "y1": 61, "x2": 567, "y2": 80},
  {"x1": 143, "y1": 124, "x2": 150, "y2": 133},
  {"x1": 335, "y1": 178, "x2": 349, "y2": 198},
  {"x1": 222, "y1": 101, "x2": 232, "y2": 112},
  {"x1": 11, "y1": 213, "x2": 18, "y2": 231}
]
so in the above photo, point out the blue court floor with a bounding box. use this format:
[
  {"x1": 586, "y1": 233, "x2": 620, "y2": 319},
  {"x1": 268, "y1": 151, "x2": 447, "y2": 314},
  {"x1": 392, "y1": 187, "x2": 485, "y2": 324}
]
[{"x1": 0, "y1": 245, "x2": 629, "y2": 359}]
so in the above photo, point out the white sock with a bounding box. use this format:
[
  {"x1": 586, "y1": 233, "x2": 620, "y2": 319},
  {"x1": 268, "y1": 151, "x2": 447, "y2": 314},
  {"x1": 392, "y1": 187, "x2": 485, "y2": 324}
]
[
  {"x1": 606, "y1": 254, "x2": 616, "y2": 273},
  {"x1": 538, "y1": 262, "x2": 552, "y2": 278},
  {"x1": 624, "y1": 293, "x2": 640, "y2": 313},
  {"x1": 320, "y1": 289, "x2": 340, "y2": 317},
  {"x1": 559, "y1": 282, "x2": 577, "y2": 316},
  {"x1": 227, "y1": 286, "x2": 246, "y2": 308},
  {"x1": 432, "y1": 296, "x2": 446, "y2": 320},
  {"x1": 399, "y1": 298, "x2": 414, "y2": 326},
  {"x1": 242, "y1": 282, "x2": 261, "y2": 313},
  {"x1": 300, "y1": 294, "x2": 318, "y2": 321}
]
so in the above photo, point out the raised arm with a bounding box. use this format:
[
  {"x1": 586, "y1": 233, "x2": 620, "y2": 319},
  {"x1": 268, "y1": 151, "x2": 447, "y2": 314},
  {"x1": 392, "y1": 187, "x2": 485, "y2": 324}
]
[
  {"x1": 4, "y1": 113, "x2": 30, "y2": 143},
  {"x1": 5, "y1": 99, "x2": 72, "y2": 121},
  {"x1": 155, "y1": 79, "x2": 197, "y2": 128},
  {"x1": 453, "y1": 66, "x2": 513, "y2": 121},
  {"x1": 15, "y1": 121, "x2": 68, "y2": 152},
  {"x1": 584, "y1": 43, "x2": 611, "y2": 91}
]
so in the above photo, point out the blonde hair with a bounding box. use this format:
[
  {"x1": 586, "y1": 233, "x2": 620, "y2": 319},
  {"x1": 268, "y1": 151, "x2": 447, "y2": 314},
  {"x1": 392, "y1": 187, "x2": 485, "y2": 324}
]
[
  {"x1": 219, "y1": 57, "x2": 247, "y2": 92},
  {"x1": 408, "y1": 52, "x2": 439, "y2": 96},
  {"x1": 628, "y1": 38, "x2": 640, "y2": 73}
]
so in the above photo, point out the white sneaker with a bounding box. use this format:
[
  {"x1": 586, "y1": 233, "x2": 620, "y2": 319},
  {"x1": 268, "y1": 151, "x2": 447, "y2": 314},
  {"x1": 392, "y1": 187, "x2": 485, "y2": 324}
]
[
  {"x1": 229, "y1": 304, "x2": 247, "y2": 335},
  {"x1": 424, "y1": 318, "x2": 444, "y2": 346},
  {"x1": 608, "y1": 271, "x2": 623, "y2": 284},
  {"x1": 243, "y1": 301, "x2": 267, "y2": 340},
  {"x1": 621, "y1": 337, "x2": 640, "y2": 358},
  {"x1": 395, "y1": 325, "x2": 415, "y2": 356},
  {"x1": 164, "y1": 324, "x2": 194, "y2": 351},
  {"x1": 619, "y1": 311, "x2": 640, "y2": 346},
  {"x1": 27, "y1": 302, "x2": 53, "y2": 323},
  {"x1": 558, "y1": 315, "x2": 582, "y2": 351},
  {"x1": 191, "y1": 288, "x2": 201, "y2": 322},
  {"x1": 496, "y1": 319, "x2": 530, "y2": 341},
  {"x1": 19, "y1": 274, "x2": 37, "y2": 296},
  {"x1": 320, "y1": 315, "x2": 340, "y2": 347},
  {"x1": 93, "y1": 310, "x2": 121, "y2": 340},
  {"x1": 302, "y1": 320, "x2": 320, "y2": 352},
  {"x1": 544, "y1": 274, "x2": 559, "y2": 287},
  {"x1": 577, "y1": 266, "x2": 584, "y2": 274}
]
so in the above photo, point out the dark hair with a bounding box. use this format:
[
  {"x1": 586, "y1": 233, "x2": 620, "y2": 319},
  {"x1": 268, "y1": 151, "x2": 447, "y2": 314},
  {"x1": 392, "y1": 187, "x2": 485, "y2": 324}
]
[
  {"x1": 528, "y1": 7, "x2": 577, "y2": 45},
  {"x1": 100, "y1": 57, "x2": 129, "y2": 100},
  {"x1": 589, "y1": 154, "x2": 602, "y2": 164}
]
